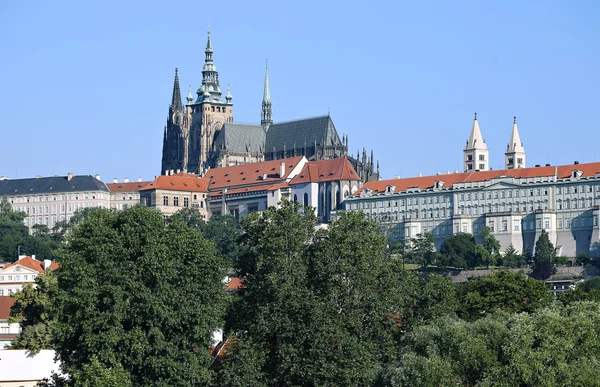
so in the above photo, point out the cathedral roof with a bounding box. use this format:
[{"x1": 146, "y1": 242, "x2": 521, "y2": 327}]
[
  {"x1": 465, "y1": 113, "x2": 488, "y2": 150},
  {"x1": 214, "y1": 123, "x2": 265, "y2": 154},
  {"x1": 506, "y1": 116, "x2": 525, "y2": 153},
  {"x1": 0, "y1": 175, "x2": 109, "y2": 196},
  {"x1": 290, "y1": 157, "x2": 361, "y2": 184},
  {"x1": 265, "y1": 115, "x2": 342, "y2": 154},
  {"x1": 355, "y1": 161, "x2": 600, "y2": 196}
]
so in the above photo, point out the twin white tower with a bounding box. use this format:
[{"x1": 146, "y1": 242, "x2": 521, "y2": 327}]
[{"x1": 463, "y1": 113, "x2": 526, "y2": 172}]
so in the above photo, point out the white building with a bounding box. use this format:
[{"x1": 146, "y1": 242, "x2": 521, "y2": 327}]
[
  {"x1": 0, "y1": 174, "x2": 111, "y2": 231},
  {"x1": 0, "y1": 296, "x2": 19, "y2": 350},
  {"x1": 0, "y1": 350, "x2": 61, "y2": 385},
  {"x1": 0, "y1": 255, "x2": 57, "y2": 296}
]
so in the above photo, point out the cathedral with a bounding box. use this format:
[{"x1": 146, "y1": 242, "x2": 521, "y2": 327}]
[{"x1": 161, "y1": 30, "x2": 378, "y2": 182}]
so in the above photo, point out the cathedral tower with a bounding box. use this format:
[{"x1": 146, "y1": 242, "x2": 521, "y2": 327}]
[
  {"x1": 261, "y1": 62, "x2": 273, "y2": 131},
  {"x1": 185, "y1": 29, "x2": 234, "y2": 174},
  {"x1": 505, "y1": 116, "x2": 526, "y2": 169},
  {"x1": 161, "y1": 68, "x2": 186, "y2": 174},
  {"x1": 464, "y1": 113, "x2": 489, "y2": 172}
]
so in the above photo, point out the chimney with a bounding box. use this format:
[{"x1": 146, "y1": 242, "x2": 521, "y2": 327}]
[
  {"x1": 124, "y1": 177, "x2": 130, "y2": 183},
  {"x1": 418, "y1": 173, "x2": 422, "y2": 177},
  {"x1": 279, "y1": 163, "x2": 285, "y2": 177},
  {"x1": 138, "y1": 177, "x2": 142, "y2": 182},
  {"x1": 44, "y1": 259, "x2": 51, "y2": 271},
  {"x1": 176, "y1": 169, "x2": 181, "y2": 174},
  {"x1": 170, "y1": 170, "x2": 174, "y2": 176},
  {"x1": 113, "y1": 178, "x2": 118, "y2": 183},
  {"x1": 95, "y1": 174, "x2": 101, "y2": 181},
  {"x1": 164, "y1": 170, "x2": 169, "y2": 176},
  {"x1": 0, "y1": 176, "x2": 7, "y2": 180},
  {"x1": 394, "y1": 175, "x2": 400, "y2": 179},
  {"x1": 31, "y1": 255, "x2": 35, "y2": 260},
  {"x1": 35, "y1": 175, "x2": 43, "y2": 178},
  {"x1": 67, "y1": 173, "x2": 73, "y2": 181},
  {"x1": 18, "y1": 255, "x2": 26, "y2": 260},
  {"x1": 574, "y1": 161, "x2": 579, "y2": 165}
]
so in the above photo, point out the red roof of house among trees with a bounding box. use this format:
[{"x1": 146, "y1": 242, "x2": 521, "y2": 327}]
[{"x1": 2, "y1": 256, "x2": 58, "y2": 273}]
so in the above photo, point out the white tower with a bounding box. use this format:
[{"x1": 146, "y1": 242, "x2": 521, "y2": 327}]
[
  {"x1": 505, "y1": 116, "x2": 526, "y2": 169},
  {"x1": 464, "y1": 112, "x2": 489, "y2": 172}
]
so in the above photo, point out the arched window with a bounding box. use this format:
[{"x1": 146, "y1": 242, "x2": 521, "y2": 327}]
[
  {"x1": 304, "y1": 193, "x2": 309, "y2": 207},
  {"x1": 293, "y1": 194, "x2": 298, "y2": 203}
]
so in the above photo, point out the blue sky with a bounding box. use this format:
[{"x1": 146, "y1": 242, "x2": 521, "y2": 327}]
[{"x1": 1, "y1": 0, "x2": 598, "y2": 182}]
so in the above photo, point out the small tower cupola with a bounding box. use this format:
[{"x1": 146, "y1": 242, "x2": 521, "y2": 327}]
[
  {"x1": 505, "y1": 115, "x2": 526, "y2": 169},
  {"x1": 186, "y1": 85, "x2": 194, "y2": 104},
  {"x1": 463, "y1": 112, "x2": 490, "y2": 172},
  {"x1": 226, "y1": 84, "x2": 233, "y2": 105}
]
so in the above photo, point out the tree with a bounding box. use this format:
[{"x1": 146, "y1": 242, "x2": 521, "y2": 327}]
[
  {"x1": 169, "y1": 206, "x2": 205, "y2": 230},
  {"x1": 576, "y1": 252, "x2": 592, "y2": 266},
  {"x1": 47, "y1": 206, "x2": 227, "y2": 386},
  {"x1": 458, "y1": 270, "x2": 552, "y2": 320},
  {"x1": 532, "y1": 229, "x2": 556, "y2": 279},
  {"x1": 439, "y1": 233, "x2": 478, "y2": 269},
  {"x1": 405, "y1": 232, "x2": 434, "y2": 269},
  {"x1": 480, "y1": 226, "x2": 500, "y2": 267},
  {"x1": 378, "y1": 302, "x2": 600, "y2": 387},
  {"x1": 220, "y1": 203, "x2": 403, "y2": 386},
  {"x1": 501, "y1": 244, "x2": 525, "y2": 268},
  {"x1": 9, "y1": 271, "x2": 57, "y2": 352},
  {"x1": 0, "y1": 196, "x2": 29, "y2": 261},
  {"x1": 203, "y1": 214, "x2": 242, "y2": 266}
]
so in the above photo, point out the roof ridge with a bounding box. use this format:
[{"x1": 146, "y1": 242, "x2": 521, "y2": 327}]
[{"x1": 272, "y1": 114, "x2": 329, "y2": 125}]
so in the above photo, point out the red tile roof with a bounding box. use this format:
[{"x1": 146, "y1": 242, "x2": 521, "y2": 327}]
[
  {"x1": 290, "y1": 157, "x2": 360, "y2": 184},
  {"x1": 140, "y1": 175, "x2": 210, "y2": 192},
  {"x1": 356, "y1": 162, "x2": 600, "y2": 195},
  {"x1": 106, "y1": 181, "x2": 151, "y2": 193},
  {"x1": 206, "y1": 156, "x2": 304, "y2": 190},
  {"x1": 1, "y1": 256, "x2": 58, "y2": 273},
  {"x1": 225, "y1": 277, "x2": 245, "y2": 291},
  {"x1": 0, "y1": 296, "x2": 15, "y2": 320}
]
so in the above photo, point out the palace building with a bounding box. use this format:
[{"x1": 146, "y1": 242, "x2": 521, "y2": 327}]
[{"x1": 345, "y1": 115, "x2": 600, "y2": 258}]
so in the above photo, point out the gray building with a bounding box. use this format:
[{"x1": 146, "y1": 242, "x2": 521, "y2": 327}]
[
  {"x1": 345, "y1": 162, "x2": 600, "y2": 258},
  {"x1": 0, "y1": 174, "x2": 111, "y2": 230}
]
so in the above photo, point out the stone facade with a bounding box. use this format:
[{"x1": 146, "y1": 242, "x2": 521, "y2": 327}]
[{"x1": 345, "y1": 162, "x2": 600, "y2": 258}]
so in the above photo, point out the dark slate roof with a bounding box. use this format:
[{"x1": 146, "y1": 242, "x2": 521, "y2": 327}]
[
  {"x1": 265, "y1": 115, "x2": 342, "y2": 153},
  {"x1": 0, "y1": 175, "x2": 110, "y2": 196},
  {"x1": 215, "y1": 123, "x2": 265, "y2": 154}
]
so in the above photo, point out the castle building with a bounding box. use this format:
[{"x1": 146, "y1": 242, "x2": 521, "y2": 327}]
[
  {"x1": 345, "y1": 115, "x2": 599, "y2": 258},
  {"x1": 160, "y1": 30, "x2": 378, "y2": 182}
]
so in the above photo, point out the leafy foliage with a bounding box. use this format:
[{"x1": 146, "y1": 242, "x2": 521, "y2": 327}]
[
  {"x1": 500, "y1": 244, "x2": 526, "y2": 267},
  {"x1": 378, "y1": 302, "x2": 600, "y2": 386},
  {"x1": 47, "y1": 206, "x2": 227, "y2": 386},
  {"x1": 532, "y1": 229, "x2": 557, "y2": 279},
  {"x1": 480, "y1": 226, "x2": 500, "y2": 267},
  {"x1": 439, "y1": 233, "x2": 477, "y2": 269},
  {"x1": 403, "y1": 232, "x2": 434, "y2": 269},
  {"x1": 458, "y1": 270, "x2": 552, "y2": 320}
]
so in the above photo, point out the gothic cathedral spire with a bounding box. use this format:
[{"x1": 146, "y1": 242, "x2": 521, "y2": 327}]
[
  {"x1": 261, "y1": 60, "x2": 273, "y2": 131},
  {"x1": 171, "y1": 68, "x2": 183, "y2": 110}
]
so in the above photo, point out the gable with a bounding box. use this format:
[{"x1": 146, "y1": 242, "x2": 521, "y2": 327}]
[{"x1": 265, "y1": 115, "x2": 342, "y2": 153}]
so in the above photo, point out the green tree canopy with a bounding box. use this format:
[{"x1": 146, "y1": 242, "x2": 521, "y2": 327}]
[
  {"x1": 501, "y1": 244, "x2": 526, "y2": 268},
  {"x1": 458, "y1": 270, "x2": 552, "y2": 320},
  {"x1": 46, "y1": 206, "x2": 227, "y2": 386},
  {"x1": 404, "y1": 232, "x2": 434, "y2": 269},
  {"x1": 532, "y1": 229, "x2": 557, "y2": 279},
  {"x1": 480, "y1": 226, "x2": 500, "y2": 267},
  {"x1": 219, "y1": 203, "x2": 404, "y2": 386},
  {"x1": 439, "y1": 233, "x2": 478, "y2": 269}
]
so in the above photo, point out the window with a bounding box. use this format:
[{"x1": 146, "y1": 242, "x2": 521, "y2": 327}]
[
  {"x1": 513, "y1": 221, "x2": 520, "y2": 231},
  {"x1": 536, "y1": 189, "x2": 541, "y2": 196},
  {"x1": 174, "y1": 197, "x2": 179, "y2": 206},
  {"x1": 479, "y1": 164, "x2": 485, "y2": 170},
  {"x1": 573, "y1": 219, "x2": 579, "y2": 228},
  {"x1": 494, "y1": 191, "x2": 499, "y2": 199},
  {"x1": 558, "y1": 219, "x2": 563, "y2": 229},
  {"x1": 501, "y1": 191, "x2": 506, "y2": 198},
  {"x1": 544, "y1": 219, "x2": 550, "y2": 229},
  {"x1": 530, "y1": 190, "x2": 534, "y2": 196},
  {"x1": 183, "y1": 197, "x2": 189, "y2": 207},
  {"x1": 460, "y1": 194, "x2": 465, "y2": 201},
  {"x1": 304, "y1": 193, "x2": 309, "y2": 207},
  {"x1": 0, "y1": 289, "x2": 3, "y2": 296},
  {"x1": 502, "y1": 220, "x2": 508, "y2": 232},
  {"x1": 163, "y1": 196, "x2": 169, "y2": 206},
  {"x1": 248, "y1": 204, "x2": 259, "y2": 214},
  {"x1": 479, "y1": 154, "x2": 485, "y2": 161},
  {"x1": 566, "y1": 219, "x2": 571, "y2": 228},
  {"x1": 8, "y1": 276, "x2": 12, "y2": 281}
]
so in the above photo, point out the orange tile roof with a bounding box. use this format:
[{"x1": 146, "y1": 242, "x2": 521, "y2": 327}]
[
  {"x1": 290, "y1": 157, "x2": 361, "y2": 184},
  {"x1": 356, "y1": 161, "x2": 600, "y2": 195},
  {"x1": 206, "y1": 156, "x2": 304, "y2": 190},
  {"x1": 140, "y1": 175, "x2": 210, "y2": 192},
  {"x1": 225, "y1": 277, "x2": 245, "y2": 291},
  {"x1": 0, "y1": 296, "x2": 16, "y2": 320},
  {"x1": 106, "y1": 181, "x2": 151, "y2": 193},
  {"x1": 2, "y1": 256, "x2": 58, "y2": 273}
]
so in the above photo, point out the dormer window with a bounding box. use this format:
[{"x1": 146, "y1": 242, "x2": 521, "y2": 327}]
[{"x1": 385, "y1": 185, "x2": 396, "y2": 194}]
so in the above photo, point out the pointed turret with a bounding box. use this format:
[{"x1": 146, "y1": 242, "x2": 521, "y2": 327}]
[
  {"x1": 196, "y1": 27, "x2": 223, "y2": 103},
  {"x1": 505, "y1": 116, "x2": 526, "y2": 169},
  {"x1": 186, "y1": 85, "x2": 194, "y2": 104},
  {"x1": 171, "y1": 68, "x2": 183, "y2": 109},
  {"x1": 261, "y1": 60, "x2": 273, "y2": 130},
  {"x1": 226, "y1": 84, "x2": 233, "y2": 105},
  {"x1": 463, "y1": 112, "x2": 489, "y2": 172}
]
